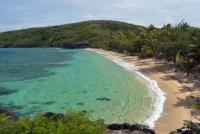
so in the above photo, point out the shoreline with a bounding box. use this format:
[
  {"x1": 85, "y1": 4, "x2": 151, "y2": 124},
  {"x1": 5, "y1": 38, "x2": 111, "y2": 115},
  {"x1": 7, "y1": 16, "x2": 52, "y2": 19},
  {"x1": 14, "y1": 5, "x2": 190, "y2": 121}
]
[
  {"x1": 87, "y1": 48, "x2": 199, "y2": 134},
  {"x1": 87, "y1": 48, "x2": 166, "y2": 129}
]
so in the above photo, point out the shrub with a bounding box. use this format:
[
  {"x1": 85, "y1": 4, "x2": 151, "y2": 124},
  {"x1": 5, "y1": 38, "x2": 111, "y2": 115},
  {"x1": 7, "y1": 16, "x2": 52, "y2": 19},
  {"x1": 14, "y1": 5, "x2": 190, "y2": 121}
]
[
  {"x1": 182, "y1": 120, "x2": 200, "y2": 134},
  {"x1": 0, "y1": 112, "x2": 105, "y2": 134},
  {"x1": 190, "y1": 103, "x2": 200, "y2": 109}
]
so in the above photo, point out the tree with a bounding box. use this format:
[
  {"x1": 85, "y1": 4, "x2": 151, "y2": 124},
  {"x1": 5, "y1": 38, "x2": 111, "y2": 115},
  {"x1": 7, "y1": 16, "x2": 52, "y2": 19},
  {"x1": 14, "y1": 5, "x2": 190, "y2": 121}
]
[
  {"x1": 146, "y1": 24, "x2": 159, "y2": 59},
  {"x1": 176, "y1": 51, "x2": 195, "y2": 76}
]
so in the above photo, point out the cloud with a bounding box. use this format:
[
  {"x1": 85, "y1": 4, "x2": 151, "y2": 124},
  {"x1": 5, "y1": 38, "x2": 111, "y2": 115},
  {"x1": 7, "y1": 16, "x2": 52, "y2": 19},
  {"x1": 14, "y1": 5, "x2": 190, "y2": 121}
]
[{"x1": 0, "y1": 0, "x2": 200, "y2": 32}]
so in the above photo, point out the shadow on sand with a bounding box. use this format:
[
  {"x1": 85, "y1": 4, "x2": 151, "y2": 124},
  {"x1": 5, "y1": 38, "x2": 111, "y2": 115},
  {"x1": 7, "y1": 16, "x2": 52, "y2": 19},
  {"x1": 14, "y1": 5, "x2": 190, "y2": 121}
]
[{"x1": 134, "y1": 59, "x2": 200, "y2": 121}]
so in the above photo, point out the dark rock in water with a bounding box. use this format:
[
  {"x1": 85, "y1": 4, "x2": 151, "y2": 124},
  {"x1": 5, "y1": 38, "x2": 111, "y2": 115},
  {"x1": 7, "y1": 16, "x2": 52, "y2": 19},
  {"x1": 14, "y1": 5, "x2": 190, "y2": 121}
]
[
  {"x1": 107, "y1": 124, "x2": 122, "y2": 130},
  {"x1": 0, "y1": 87, "x2": 17, "y2": 96},
  {"x1": 130, "y1": 124, "x2": 142, "y2": 131},
  {"x1": 43, "y1": 112, "x2": 64, "y2": 121},
  {"x1": 0, "y1": 109, "x2": 18, "y2": 121},
  {"x1": 122, "y1": 123, "x2": 131, "y2": 129},
  {"x1": 130, "y1": 124, "x2": 155, "y2": 134},
  {"x1": 42, "y1": 101, "x2": 55, "y2": 105},
  {"x1": 76, "y1": 102, "x2": 84, "y2": 106},
  {"x1": 82, "y1": 91, "x2": 87, "y2": 93},
  {"x1": 107, "y1": 129, "x2": 147, "y2": 134},
  {"x1": 130, "y1": 130, "x2": 150, "y2": 134},
  {"x1": 107, "y1": 123, "x2": 155, "y2": 134},
  {"x1": 82, "y1": 110, "x2": 87, "y2": 113},
  {"x1": 141, "y1": 128, "x2": 155, "y2": 134},
  {"x1": 96, "y1": 97, "x2": 111, "y2": 102}
]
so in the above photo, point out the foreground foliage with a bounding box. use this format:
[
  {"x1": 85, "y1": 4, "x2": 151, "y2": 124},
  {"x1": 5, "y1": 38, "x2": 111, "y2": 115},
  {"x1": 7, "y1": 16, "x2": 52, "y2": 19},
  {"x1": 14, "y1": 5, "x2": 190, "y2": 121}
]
[
  {"x1": 182, "y1": 120, "x2": 200, "y2": 134},
  {"x1": 0, "y1": 112, "x2": 105, "y2": 134},
  {"x1": 170, "y1": 120, "x2": 200, "y2": 134},
  {"x1": 190, "y1": 103, "x2": 200, "y2": 109}
]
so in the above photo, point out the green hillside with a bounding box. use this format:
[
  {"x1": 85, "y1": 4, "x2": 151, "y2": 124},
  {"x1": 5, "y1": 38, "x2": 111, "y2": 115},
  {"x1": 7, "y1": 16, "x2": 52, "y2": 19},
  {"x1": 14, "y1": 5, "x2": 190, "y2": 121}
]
[{"x1": 0, "y1": 20, "x2": 144, "y2": 48}]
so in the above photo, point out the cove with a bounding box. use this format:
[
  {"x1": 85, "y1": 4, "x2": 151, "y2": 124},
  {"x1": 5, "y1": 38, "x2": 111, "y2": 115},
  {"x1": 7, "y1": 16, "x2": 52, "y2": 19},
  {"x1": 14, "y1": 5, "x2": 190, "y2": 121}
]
[{"x1": 0, "y1": 48, "x2": 154, "y2": 125}]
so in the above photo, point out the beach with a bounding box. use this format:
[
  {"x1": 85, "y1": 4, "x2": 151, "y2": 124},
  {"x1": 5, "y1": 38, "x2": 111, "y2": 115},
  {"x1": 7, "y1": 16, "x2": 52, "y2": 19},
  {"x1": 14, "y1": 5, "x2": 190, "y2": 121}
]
[{"x1": 87, "y1": 48, "x2": 200, "y2": 134}]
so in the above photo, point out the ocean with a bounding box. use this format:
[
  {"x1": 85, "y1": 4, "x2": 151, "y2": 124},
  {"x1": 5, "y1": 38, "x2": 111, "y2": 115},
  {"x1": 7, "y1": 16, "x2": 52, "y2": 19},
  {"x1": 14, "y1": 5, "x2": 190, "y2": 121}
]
[{"x1": 0, "y1": 48, "x2": 159, "y2": 126}]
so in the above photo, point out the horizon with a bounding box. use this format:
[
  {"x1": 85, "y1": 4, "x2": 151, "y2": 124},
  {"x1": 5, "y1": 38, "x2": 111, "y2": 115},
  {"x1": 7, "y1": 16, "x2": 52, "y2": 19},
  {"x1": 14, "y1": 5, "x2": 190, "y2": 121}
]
[{"x1": 0, "y1": 0, "x2": 199, "y2": 32}]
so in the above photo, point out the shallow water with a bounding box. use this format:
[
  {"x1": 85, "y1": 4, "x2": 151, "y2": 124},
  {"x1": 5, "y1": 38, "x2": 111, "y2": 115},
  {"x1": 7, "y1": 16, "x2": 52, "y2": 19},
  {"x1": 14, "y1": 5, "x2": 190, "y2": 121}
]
[{"x1": 0, "y1": 48, "x2": 153, "y2": 124}]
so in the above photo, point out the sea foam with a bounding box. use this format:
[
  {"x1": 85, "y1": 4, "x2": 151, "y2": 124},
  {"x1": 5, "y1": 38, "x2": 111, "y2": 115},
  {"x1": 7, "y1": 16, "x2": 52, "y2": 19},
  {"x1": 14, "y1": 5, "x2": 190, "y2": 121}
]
[{"x1": 91, "y1": 50, "x2": 166, "y2": 128}]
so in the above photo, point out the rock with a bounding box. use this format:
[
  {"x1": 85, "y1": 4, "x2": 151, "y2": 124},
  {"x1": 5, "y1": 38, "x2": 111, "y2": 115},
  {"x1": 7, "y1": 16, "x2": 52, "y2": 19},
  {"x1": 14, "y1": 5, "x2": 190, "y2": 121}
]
[
  {"x1": 129, "y1": 130, "x2": 150, "y2": 134},
  {"x1": 43, "y1": 112, "x2": 64, "y2": 121},
  {"x1": 141, "y1": 128, "x2": 155, "y2": 134},
  {"x1": 170, "y1": 128, "x2": 197, "y2": 134},
  {"x1": 122, "y1": 123, "x2": 131, "y2": 129},
  {"x1": 82, "y1": 110, "x2": 87, "y2": 113},
  {"x1": 176, "y1": 129, "x2": 183, "y2": 132},
  {"x1": 130, "y1": 124, "x2": 151, "y2": 131},
  {"x1": 107, "y1": 123, "x2": 155, "y2": 134},
  {"x1": 130, "y1": 124, "x2": 143, "y2": 131},
  {"x1": 107, "y1": 124, "x2": 122, "y2": 130},
  {"x1": 0, "y1": 109, "x2": 18, "y2": 121},
  {"x1": 182, "y1": 130, "x2": 193, "y2": 134}
]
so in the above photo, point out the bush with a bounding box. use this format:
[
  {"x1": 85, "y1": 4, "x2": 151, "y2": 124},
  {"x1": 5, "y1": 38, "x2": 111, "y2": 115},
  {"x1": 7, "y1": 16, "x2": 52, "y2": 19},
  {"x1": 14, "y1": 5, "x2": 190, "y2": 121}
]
[
  {"x1": 0, "y1": 112, "x2": 105, "y2": 134},
  {"x1": 190, "y1": 103, "x2": 200, "y2": 109},
  {"x1": 182, "y1": 120, "x2": 200, "y2": 134}
]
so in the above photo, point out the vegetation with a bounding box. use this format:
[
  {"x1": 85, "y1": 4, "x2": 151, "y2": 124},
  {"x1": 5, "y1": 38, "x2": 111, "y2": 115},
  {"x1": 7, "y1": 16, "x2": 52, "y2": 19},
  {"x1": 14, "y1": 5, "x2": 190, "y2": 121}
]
[
  {"x1": 170, "y1": 120, "x2": 200, "y2": 134},
  {"x1": 190, "y1": 103, "x2": 200, "y2": 109},
  {"x1": 182, "y1": 120, "x2": 200, "y2": 134},
  {"x1": 0, "y1": 20, "x2": 200, "y2": 74},
  {"x1": 0, "y1": 112, "x2": 105, "y2": 134},
  {"x1": 0, "y1": 20, "x2": 143, "y2": 48}
]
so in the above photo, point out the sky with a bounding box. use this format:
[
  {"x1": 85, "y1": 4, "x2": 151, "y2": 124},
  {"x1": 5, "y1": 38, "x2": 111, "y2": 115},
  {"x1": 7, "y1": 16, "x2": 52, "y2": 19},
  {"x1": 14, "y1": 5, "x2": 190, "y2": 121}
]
[{"x1": 0, "y1": 0, "x2": 199, "y2": 32}]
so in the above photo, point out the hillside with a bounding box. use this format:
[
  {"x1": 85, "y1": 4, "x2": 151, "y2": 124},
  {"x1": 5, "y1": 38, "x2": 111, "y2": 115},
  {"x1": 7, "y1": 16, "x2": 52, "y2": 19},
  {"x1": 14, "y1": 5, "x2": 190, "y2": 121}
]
[{"x1": 0, "y1": 20, "x2": 144, "y2": 48}]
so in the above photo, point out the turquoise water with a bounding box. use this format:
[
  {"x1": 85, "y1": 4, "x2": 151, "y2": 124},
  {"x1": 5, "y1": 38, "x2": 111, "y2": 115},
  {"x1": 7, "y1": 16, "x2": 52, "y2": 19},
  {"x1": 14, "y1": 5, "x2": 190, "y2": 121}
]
[{"x1": 0, "y1": 48, "x2": 153, "y2": 124}]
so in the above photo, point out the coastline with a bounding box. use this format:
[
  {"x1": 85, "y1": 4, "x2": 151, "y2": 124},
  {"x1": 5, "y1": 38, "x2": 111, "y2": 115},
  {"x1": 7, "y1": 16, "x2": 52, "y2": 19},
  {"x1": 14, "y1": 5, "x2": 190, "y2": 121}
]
[{"x1": 87, "y1": 48, "x2": 200, "y2": 134}]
